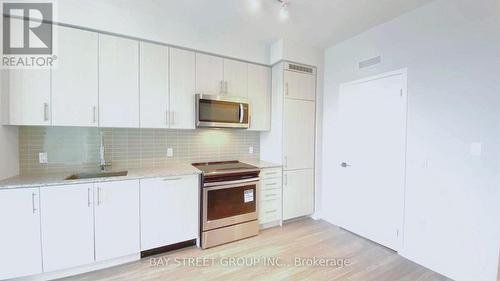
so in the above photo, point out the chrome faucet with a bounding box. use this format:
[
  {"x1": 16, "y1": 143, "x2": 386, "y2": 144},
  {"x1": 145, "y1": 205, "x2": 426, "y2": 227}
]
[{"x1": 99, "y1": 132, "x2": 111, "y2": 171}]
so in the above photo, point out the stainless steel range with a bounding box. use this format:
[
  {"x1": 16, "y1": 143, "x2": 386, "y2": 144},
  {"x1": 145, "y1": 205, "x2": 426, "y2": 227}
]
[{"x1": 192, "y1": 161, "x2": 260, "y2": 249}]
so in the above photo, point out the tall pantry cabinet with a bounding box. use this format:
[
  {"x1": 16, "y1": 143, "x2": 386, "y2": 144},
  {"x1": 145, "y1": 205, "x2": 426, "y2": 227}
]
[{"x1": 261, "y1": 62, "x2": 316, "y2": 220}]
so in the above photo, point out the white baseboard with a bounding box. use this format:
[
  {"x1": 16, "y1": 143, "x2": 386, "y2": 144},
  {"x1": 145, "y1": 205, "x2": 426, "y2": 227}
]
[{"x1": 13, "y1": 254, "x2": 140, "y2": 281}]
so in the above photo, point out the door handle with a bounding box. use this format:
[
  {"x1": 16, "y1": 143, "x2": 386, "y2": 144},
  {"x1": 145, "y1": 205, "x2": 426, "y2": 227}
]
[
  {"x1": 239, "y1": 104, "x2": 244, "y2": 123},
  {"x1": 32, "y1": 192, "x2": 38, "y2": 214},
  {"x1": 341, "y1": 162, "x2": 351, "y2": 168}
]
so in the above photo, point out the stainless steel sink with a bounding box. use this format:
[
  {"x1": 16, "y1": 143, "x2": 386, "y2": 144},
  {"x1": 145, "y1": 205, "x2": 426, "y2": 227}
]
[{"x1": 65, "y1": 171, "x2": 128, "y2": 180}]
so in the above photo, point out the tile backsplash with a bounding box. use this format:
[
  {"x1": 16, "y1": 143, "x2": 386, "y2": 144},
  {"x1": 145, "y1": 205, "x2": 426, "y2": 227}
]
[{"x1": 19, "y1": 127, "x2": 260, "y2": 175}]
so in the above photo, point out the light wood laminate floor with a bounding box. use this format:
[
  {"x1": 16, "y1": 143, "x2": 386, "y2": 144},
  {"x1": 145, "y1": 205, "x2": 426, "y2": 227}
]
[{"x1": 64, "y1": 219, "x2": 451, "y2": 281}]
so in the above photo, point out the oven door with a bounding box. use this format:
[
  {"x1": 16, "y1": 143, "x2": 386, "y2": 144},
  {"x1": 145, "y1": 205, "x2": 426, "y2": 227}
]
[
  {"x1": 196, "y1": 94, "x2": 249, "y2": 129},
  {"x1": 203, "y1": 179, "x2": 259, "y2": 231}
]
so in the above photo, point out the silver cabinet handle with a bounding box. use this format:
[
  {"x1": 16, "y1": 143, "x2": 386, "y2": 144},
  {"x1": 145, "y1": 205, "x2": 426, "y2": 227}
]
[
  {"x1": 162, "y1": 177, "x2": 182, "y2": 181},
  {"x1": 97, "y1": 187, "x2": 102, "y2": 205},
  {"x1": 266, "y1": 172, "x2": 278, "y2": 176},
  {"x1": 265, "y1": 210, "x2": 277, "y2": 214},
  {"x1": 219, "y1": 81, "x2": 224, "y2": 94},
  {"x1": 93, "y1": 106, "x2": 97, "y2": 124},
  {"x1": 265, "y1": 194, "x2": 277, "y2": 198},
  {"x1": 32, "y1": 192, "x2": 38, "y2": 214},
  {"x1": 284, "y1": 174, "x2": 288, "y2": 185},
  {"x1": 43, "y1": 103, "x2": 49, "y2": 121},
  {"x1": 87, "y1": 187, "x2": 92, "y2": 207},
  {"x1": 166, "y1": 110, "x2": 169, "y2": 126},
  {"x1": 284, "y1": 156, "x2": 288, "y2": 167},
  {"x1": 170, "y1": 111, "x2": 175, "y2": 125},
  {"x1": 225, "y1": 81, "x2": 228, "y2": 94},
  {"x1": 285, "y1": 83, "x2": 289, "y2": 96},
  {"x1": 266, "y1": 183, "x2": 277, "y2": 186}
]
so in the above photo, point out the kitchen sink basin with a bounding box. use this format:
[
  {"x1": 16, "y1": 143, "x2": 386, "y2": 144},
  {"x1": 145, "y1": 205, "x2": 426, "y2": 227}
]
[{"x1": 65, "y1": 171, "x2": 128, "y2": 180}]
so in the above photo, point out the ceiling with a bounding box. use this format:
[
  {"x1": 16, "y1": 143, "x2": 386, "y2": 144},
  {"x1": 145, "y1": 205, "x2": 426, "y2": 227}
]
[{"x1": 100, "y1": 0, "x2": 434, "y2": 48}]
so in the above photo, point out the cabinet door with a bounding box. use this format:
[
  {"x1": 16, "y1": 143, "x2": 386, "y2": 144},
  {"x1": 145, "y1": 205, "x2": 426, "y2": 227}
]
[
  {"x1": 140, "y1": 175, "x2": 199, "y2": 250},
  {"x1": 52, "y1": 26, "x2": 98, "y2": 127},
  {"x1": 0, "y1": 188, "x2": 42, "y2": 280},
  {"x1": 283, "y1": 169, "x2": 314, "y2": 220},
  {"x1": 170, "y1": 48, "x2": 196, "y2": 129},
  {"x1": 7, "y1": 69, "x2": 50, "y2": 126},
  {"x1": 195, "y1": 53, "x2": 223, "y2": 95},
  {"x1": 248, "y1": 64, "x2": 271, "y2": 131},
  {"x1": 283, "y1": 99, "x2": 315, "y2": 170},
  {"x1": 41, "y1": 184, "x2": 94, "y2": 272},
  {"x1": 284, "y1": 71, "x2": 316, "y2": 101},
  {"x1": 94, "y1": 180, "x2": 140, "y2": 261},
  {"x1": 99, "y1": 34, "x2": 139, "y2": 128},
  {"x1": 223, "y1": 59, "x2": 247, "y2": 97},
  {"x1": 140, "y1": 42, "x2": 169, "y2": 128}
]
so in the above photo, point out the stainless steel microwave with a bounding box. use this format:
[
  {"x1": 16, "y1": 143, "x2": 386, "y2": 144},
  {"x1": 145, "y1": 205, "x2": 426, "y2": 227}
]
[{"x1": 195, "y1": 94, "x2": 249, "y2": 129}]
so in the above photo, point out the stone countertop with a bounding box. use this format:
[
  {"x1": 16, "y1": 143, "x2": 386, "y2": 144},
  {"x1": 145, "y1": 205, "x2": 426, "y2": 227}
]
[
  {"x1": 0, "y1": 163, "x2": 201, "y2": 190},
  {"x1": 240, "y1": 159, "x2": 282, "y2": 169}
]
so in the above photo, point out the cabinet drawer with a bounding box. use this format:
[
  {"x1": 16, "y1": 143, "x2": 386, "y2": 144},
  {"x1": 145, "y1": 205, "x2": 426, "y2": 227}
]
[
  {"x1": 261, "y1": 168, "x2": 282, "y2": 180},
  {"x1": 261, "y1": 178, "x2": 282, "y2": 191},
  {"x1": 260, "y1": 188, "x2": 281, "y2": 201},
  {"x1": 259, "y1": 199, "x2": 281, "y2": 224}
]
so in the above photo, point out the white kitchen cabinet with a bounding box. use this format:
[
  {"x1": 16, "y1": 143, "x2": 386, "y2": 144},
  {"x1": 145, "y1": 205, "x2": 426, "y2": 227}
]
[
  {"x1": 5, "y1": 69, "x2": 51, "y2": 126},
  {"x1": 99, "y1": 34, "x2": 139, "y2": 128},
  {"x1": 284, "y1": 70, "x2": 316, "y2": 101},
  {"x1": 195, "y1": 53, "x2": 224, "y2": 95},
  {"x1": 94, "y1": 180, "x2": 140, "y2": 261},
  {"x1": 223, "y1": 59, "x2": 247, "y2": 97},
  {"x1": 248, "y1": 64, "x2": 271, "y2": 131},
  {"x1": 0, "y1": 188, "x2": 42, "y2": 280},
  {"x1": 283, "y1": 169, "x2": 314, "y2": 220},
  {"x1": 140, "y1": 42, "x2": 169, "y2": 129},
  {"x1": 52, "y1": 26, "x2": 98, "y2": 127},
  {"x1": 258, "y1": 167, "x2": 283, "y2": 227},
  {"x1": 170, "y1": 48, "x2": 196, "y2": 129},
  {"x1": 283, "y1": 99, "x2": 315, "y2": 170},
  {"x1": 40, "y1": 184, "x2": 95, "y2": 272},
  {"x1": 140, "y1": 175, "x2": 199, "y2": 251}
]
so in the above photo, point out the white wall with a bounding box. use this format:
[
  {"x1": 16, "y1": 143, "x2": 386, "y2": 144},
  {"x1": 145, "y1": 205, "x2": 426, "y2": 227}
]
[
  {"x1": 322, "y1": 0, "x2": 500, "y2": 280},
  {"x1": 55, "y1": 0, "x2": 269, "y2": 64},
  {"x1": 0, "y1": 75, "x2": 19, "y2": 180}
]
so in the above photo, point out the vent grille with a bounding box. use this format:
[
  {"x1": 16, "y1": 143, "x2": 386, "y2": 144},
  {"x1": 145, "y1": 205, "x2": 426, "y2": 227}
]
[
  {"x1": 288, "y1": 64, "x2": 314, "y2": 74},
  {"x1": 359, "y1": 56, "x2": 382, "y2": 69}
]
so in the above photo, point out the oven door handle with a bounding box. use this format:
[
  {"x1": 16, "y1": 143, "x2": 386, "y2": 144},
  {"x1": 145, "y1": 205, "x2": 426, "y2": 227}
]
[
  {"x1": 204, "y1": 178, "x2": 260, "y2": 189},
  {"x1": 239, "y1": 103, "x2": 244, "y2": 123}
]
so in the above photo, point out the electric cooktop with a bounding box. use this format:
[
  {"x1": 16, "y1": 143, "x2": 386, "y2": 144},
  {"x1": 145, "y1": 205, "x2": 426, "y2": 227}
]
[{"x1": 192, "y1": 161, "x2": 259, "y2": 176}]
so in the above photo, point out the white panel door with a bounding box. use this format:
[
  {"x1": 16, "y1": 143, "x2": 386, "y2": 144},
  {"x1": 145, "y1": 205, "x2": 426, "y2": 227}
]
[
  {"x1": 283, "y1": 169, "x2": 314, "y2": 220},
  {"x1": 170, "y1": 48, "x2": 196, "y2": 129},
  {"x1": 195, "y1": 53, "x2": 223, "y2": 95},
  {"x1": 140, "y1": 42, "x2": 169, "y2": 128},
  {"x1": 94, "y1": 180, "x2": 140, "y2": 261},
  {"x1": 7, "y1": 69, "x2": 51, "y2": 126},
  {"x1": 334, "y1": 72, "x2": 407, "y2": 251},
  {"x1": 52, "y1": 26, "x2": 98, "y2": 127},
  {"x1": 283, "y1": 99, "x2": 315, "y2": 170},
  {"x1": 223, "y1": 59, "x2": 247, "y2": 97},
  {"x1": 0, "y1": 188, "x2": 42, "y2": 280},
  {"x1": 284, "y1": 71, "x2": 316, "y2": 101},
  {"x1": 5, "y1": 17, "x2": 51, "y2": 126},
  {"x1": 140, "y1": 175, "x2": 199, "y2": 250},
  {"x1": 247, "y1": 64, "x2": 271, "y2": 131},
  {"x1": 40, "y1": 184, "x2": 94, "y2": 272},
  {"x1": 99, "y1": 34, "x2": 139, "y2": 128}
]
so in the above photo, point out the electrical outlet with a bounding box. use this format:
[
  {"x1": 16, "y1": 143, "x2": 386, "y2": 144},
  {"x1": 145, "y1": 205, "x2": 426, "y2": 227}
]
[
  {"x1": 39, "y1": 152, "x2": 48, "y2": 164},
  {"x1": 248, "y1": 146, "x2": 254, "y2": 154},
  {"x1": 167, "y1": 148, "x2": 174, "y2": 158}
]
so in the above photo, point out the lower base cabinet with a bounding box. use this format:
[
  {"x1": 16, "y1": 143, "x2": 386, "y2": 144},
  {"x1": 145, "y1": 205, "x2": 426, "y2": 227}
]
[
  {"x1": 258, "y1": 167, "x2": 283, "y2": 227},
  {"x1": 283, "y1": 169, "x2": 314, "y2": 220},
  {"x1": 94, "y1": 180, "x2": 140, "y2": 261},
  {"x1": 0, "y1": 188, "x2": 43, "y2": 280},
  {"x1": 140, "y1": 175, "x2": 199, "y2": 251},
  {"x1": 41, "y1": 184, "x2": 95, "y2": 272}
]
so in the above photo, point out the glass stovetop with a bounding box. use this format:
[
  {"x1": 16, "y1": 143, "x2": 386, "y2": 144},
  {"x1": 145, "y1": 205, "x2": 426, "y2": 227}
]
[{"x1": 192, "y1": 161, "x2": 258, "y2": 175}]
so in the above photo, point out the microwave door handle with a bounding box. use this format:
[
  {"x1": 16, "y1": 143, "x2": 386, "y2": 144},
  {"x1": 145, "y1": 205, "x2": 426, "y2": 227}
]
[{"x1": 239, "y1": 103, "x2": 244, "y2": 123}]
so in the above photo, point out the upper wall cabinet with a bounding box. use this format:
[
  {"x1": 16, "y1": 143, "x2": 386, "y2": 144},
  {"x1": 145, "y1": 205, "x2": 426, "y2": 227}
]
[
  {"x1": 140, "y1": 42, "x2": 169, "y2": 129},
  {"x1": 170, "y1": 48, "x2": 196, "y2": 129},
  {"x1": 52, "y1": 26, "x2": 98, "y2": 127},
  {"x1": 4, "y1": 69, "x2": 51, "y2": 126},
  {"x1": 195, "y1": 53, "x2": 223, "y2": 95},
  {"x1": 284, "y1": 71, "x2": 316, "y2": 101},
  {"x1": 99, "y1": 34, "x2": 140, "y2": 128},
  {"x1": 223, "y1": 59, "x2": 248, "y2": 97},
  {"x1": 248, "y1": 64, "x2": 271, "y2": 131}
]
